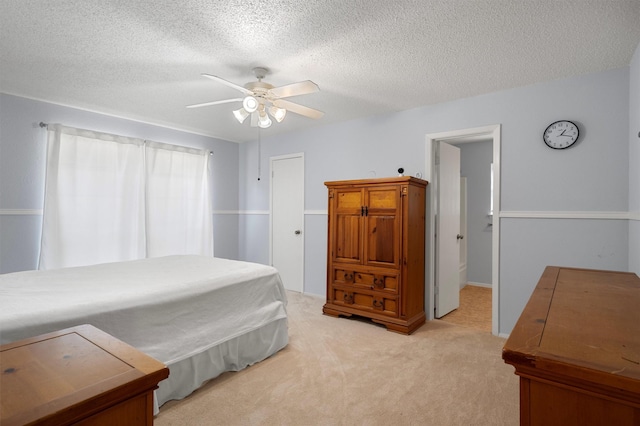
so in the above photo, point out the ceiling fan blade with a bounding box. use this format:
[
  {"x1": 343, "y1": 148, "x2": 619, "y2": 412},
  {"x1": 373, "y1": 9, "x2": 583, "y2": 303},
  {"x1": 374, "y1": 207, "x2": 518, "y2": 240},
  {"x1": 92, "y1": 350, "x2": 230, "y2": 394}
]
[
  {"x1": 268, "y1": 80, "x2": 319, "y2": 98},
  {"x1": 273, "y1": 99, "x2": 324, "y2": 119},
  {"x1": 201, "y1": 74, "x2": 253, "y2": 95},
  {"x1": 186, "y1": 98, "x2": 242, "y2": 109}
]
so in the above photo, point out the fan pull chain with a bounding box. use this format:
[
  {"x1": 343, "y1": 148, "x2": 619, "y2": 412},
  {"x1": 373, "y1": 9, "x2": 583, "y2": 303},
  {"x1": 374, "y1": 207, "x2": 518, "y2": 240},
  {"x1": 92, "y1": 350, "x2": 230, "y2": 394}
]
[{"x1": 257, "y1": 127, "x2": 261, "y2": 181}]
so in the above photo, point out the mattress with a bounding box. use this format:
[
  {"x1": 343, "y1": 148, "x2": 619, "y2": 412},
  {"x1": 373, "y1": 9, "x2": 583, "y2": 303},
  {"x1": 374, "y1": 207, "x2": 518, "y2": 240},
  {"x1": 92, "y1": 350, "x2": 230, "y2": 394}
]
[{"x1": 0, "y1": 255, "x2": 289, "y2": 410}]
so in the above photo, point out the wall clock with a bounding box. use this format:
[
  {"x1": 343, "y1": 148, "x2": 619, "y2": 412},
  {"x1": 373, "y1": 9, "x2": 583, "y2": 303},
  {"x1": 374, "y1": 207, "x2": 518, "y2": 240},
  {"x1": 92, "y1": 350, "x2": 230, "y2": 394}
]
[{"x1": 543, "y1": 120, "x2": 579, "y2": 149}]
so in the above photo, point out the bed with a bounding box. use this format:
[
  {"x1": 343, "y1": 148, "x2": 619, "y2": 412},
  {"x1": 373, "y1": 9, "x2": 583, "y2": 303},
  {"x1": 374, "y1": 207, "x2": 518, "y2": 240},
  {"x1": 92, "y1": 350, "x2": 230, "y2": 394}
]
[{"x1": 0, "y1": 255, "x2": 289, "y2": 413}]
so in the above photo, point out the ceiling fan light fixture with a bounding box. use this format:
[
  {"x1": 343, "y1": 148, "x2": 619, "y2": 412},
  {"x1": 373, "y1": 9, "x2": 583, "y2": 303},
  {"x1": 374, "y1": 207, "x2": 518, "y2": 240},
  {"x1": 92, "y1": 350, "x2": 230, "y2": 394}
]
[
  {"x1": 258, "y1": 113, "x2": 272, "y2": 128},
  {"x1": 242, "y1": 96, "x2": 258, "y2": 113},
  {"x1": 268, "y1": 106, "x2": 287, "y2": 123},
  {"x1": 189, "y1": 69, "x2": 322, "y2": 128},
  {"x1": 233, "y1": 108, "x2": 250, "y2": 123}
]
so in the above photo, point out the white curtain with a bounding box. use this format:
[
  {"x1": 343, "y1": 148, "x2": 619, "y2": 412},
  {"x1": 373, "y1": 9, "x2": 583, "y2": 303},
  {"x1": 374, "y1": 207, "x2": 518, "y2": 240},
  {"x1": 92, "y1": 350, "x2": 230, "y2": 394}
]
[
  {"x1": 39, "y1": 125, "x2": 145, "y2": 269},
  {"x1": 145, "y1": 141, "x2": 213, "y2": 258},
  {"x1": 39, "y1": 125, "x2": 213, "y2": 270}
]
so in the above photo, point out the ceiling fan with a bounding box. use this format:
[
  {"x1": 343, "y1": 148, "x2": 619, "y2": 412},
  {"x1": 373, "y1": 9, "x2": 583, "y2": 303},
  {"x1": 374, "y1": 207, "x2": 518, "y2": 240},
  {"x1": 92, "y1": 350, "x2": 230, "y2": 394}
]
[{"x1": 187, "y1": 67, "x2": 324, "y2": 129}]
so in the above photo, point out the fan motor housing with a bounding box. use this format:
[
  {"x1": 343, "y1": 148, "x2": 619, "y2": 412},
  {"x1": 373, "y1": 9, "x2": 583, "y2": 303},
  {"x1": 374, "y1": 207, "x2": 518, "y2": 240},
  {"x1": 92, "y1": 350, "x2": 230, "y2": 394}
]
[{"x1": 245, "y1": 81, "x2": 274, "y2": 95}]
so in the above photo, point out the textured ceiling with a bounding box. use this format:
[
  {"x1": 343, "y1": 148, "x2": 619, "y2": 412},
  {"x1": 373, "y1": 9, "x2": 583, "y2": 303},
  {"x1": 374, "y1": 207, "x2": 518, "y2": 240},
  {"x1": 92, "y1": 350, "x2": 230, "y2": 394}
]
[{"x1": 1, "y1": 0, "x2": 639, "y2": 143}]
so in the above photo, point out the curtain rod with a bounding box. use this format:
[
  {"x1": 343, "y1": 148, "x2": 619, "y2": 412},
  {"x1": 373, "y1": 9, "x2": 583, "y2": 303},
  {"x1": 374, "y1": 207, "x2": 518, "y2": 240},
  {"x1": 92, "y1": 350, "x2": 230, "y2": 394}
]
[{"x1": 38, "y1": 122, "x2": 213, "y2": 155}]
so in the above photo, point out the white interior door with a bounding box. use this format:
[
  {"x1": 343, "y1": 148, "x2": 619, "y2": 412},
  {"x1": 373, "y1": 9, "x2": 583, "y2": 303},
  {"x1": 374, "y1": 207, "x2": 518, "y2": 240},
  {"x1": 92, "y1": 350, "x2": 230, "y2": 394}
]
[
  {"x1": 271, "y1": 154, "x2": 304, "y2": 292},
  {"x1": 435, "y1": 142, "x2": 461, "y2": 318}
]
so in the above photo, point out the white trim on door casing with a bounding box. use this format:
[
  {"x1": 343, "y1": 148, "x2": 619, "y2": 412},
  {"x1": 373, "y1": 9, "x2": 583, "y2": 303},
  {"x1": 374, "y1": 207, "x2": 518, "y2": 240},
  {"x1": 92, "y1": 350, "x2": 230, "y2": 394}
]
[{"x1": 426, "y1": 124, "x2": 501, "y2": 336}]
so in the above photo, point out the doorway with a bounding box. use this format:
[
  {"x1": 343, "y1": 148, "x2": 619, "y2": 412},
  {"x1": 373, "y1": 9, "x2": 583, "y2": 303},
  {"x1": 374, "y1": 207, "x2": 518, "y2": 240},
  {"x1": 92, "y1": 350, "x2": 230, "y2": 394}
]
[
  {"x1": 270, "y1": 153, "x2": 305, "y2": 292},
  {"x1": 425, "y1": 125, "x2": 501, "y2": 335}
]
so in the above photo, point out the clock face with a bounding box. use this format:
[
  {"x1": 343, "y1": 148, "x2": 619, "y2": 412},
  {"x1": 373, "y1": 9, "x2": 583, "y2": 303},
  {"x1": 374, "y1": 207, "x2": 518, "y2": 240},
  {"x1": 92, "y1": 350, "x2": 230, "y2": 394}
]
[{"x1": 543, "y1": 120, "x2": 579, "y2": 149}]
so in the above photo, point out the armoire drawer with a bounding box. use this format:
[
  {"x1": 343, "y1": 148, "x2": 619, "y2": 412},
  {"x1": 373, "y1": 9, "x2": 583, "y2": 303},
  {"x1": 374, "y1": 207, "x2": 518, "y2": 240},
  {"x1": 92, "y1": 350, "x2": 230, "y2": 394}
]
[
  {"x1": 332, "y1": 267, "x2": 399, "y2": 293},
  {"x1": 331, "y1": 287, "x2": 398, "y2": 317}
]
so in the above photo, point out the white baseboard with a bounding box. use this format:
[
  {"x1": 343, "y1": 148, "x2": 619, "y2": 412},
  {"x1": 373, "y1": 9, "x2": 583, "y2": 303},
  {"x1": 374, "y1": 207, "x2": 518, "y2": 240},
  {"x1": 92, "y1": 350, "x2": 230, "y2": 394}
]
[{"x1": 466, "y1": 281, "x2": 492, "y2": 288}]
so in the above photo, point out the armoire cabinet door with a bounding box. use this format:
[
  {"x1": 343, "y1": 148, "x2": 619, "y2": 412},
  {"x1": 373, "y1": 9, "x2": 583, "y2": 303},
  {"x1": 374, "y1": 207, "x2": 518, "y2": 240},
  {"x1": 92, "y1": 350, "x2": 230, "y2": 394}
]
[
  {"x1": 330, "y1": 188, "x2": 364, "y2": 264},
  {"x1": 329, "y1": 185, "x2": 401, "y2": 268},
  {"x1": 364, "y1": 185, "x2": 401, "y2": 268}
]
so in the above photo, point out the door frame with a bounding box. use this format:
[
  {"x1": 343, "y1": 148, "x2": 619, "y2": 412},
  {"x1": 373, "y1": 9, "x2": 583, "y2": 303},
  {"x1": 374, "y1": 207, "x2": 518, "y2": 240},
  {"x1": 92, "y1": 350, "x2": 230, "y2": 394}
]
[
  {"x1": 269, "y1": 152, "x2": 305, "y2": 292},
  {"x1": 459, "y1": 176, "x2": 468, "y2": 288},
  {"x1": 425, "y1": 124, "x2": 501, "y2": 335}
]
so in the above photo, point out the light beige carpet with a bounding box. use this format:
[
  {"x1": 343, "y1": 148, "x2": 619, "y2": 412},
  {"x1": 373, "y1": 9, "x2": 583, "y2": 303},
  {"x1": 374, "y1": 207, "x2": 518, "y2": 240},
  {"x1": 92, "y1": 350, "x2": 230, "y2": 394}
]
[
  {"x1": 439, "y1": 285, "x2": 492, "y2": 332},
  {"x1": 155, "y1": 291, "x2": 519, "y2": 426}
]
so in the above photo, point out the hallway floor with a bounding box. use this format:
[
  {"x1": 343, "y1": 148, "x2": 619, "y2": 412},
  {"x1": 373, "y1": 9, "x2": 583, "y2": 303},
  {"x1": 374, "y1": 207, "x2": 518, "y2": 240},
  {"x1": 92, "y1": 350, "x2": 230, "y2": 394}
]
[{"x1": 439, "y1": 285, "x2": 492, "y2": 332}]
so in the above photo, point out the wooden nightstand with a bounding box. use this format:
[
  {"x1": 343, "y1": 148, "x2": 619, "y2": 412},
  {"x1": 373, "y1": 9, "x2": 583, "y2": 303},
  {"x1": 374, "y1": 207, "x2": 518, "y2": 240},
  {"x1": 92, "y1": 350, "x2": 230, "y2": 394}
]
[{"x1": 1, "y1": 324, "x2": 169, "y2": 426}]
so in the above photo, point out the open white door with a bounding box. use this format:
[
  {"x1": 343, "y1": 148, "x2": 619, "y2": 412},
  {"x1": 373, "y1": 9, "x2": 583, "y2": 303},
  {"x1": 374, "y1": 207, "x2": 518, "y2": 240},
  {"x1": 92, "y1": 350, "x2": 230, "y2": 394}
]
[
  {"x1": 435, "y1": 142, "x2": 461, "y2": 318},
  {"x1": 271, "y1": 154, "x2": 304, "y2": 292}
]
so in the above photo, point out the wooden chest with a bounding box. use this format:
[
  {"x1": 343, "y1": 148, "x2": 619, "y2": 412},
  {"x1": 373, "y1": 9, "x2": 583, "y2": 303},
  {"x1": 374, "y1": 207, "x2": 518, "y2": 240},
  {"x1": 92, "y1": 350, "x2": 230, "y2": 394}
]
[
  {"x1": 0, "y1": 324, "x2": 169, "y2": 426},
  {"x1": 323, "y1": 176, "x2": 428, "y2": 334},
  {"x1": 502, "y1": 266, "x2": 640, "y2": 425}
]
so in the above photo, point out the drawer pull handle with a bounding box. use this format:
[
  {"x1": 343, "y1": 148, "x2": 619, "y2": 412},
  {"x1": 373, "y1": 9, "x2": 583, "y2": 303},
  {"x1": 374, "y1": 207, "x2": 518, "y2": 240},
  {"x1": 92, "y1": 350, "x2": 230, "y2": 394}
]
[
  {"x1": 373, "y1": 299, "x2": 384, "y2": 309},
  {"x1": 344, "y1": 273, "x2": 354, "y2": 281}
]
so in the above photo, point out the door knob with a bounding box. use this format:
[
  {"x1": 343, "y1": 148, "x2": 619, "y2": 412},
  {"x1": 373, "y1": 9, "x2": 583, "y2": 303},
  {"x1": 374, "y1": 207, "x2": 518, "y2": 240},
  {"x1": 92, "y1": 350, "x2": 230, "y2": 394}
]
[
  {"x1": 295, "y1": 230, "x2": 301, "y2": 235},
  {"x1": 457, "y1": 234, "x2": 464, "y2": 240}
]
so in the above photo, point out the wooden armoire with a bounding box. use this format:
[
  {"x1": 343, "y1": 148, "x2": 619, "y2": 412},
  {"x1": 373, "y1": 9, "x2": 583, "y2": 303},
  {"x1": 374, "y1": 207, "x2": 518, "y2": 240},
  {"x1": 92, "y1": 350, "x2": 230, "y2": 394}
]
[{"x1": 322, "y1": 176, "x2": 428, "y2": 334}]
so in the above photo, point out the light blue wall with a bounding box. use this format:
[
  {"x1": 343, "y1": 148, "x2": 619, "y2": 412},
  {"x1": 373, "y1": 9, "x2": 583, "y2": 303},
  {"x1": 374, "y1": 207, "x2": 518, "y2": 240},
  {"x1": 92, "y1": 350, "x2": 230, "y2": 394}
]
[
  {"x1": 629, "y1": 42, "x2": 640, "y2": 274},
  {"x1": 1, "y1": 61, "x2": 636, "y2": 335},
  {"x1": 0, "y1": 94, "x2": 240, "y2": 273},
  {"x1": 238, "y1": 67, "x2": 633, "y2": 335},
  {"x1": 456, "y1": 140, "x2": 493, "y2": 286}
]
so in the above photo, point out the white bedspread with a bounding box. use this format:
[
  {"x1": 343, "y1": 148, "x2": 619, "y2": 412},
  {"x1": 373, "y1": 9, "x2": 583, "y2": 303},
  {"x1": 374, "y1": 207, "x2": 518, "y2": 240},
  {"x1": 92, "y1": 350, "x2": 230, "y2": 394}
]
[{"x1": 0, "y1": 255, "x2": 288, "y2": 366}]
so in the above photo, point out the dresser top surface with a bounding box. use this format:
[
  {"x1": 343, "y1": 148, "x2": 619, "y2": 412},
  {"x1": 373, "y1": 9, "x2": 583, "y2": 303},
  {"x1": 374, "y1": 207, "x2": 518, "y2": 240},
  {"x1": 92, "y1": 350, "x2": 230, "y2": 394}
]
[
  {"x1": 503, "y1": 266, "x2": 640, "y2": 383},
  {"x1": 1, "y1": 324, "x2": 169, "y2": 425}
]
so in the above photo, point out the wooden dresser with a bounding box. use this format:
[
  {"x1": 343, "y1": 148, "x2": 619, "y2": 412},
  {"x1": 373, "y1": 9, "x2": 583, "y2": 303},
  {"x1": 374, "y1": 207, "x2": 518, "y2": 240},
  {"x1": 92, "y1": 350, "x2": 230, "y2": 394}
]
[
  {"x1": 502, "y1": 266, "x2": 640, "y2": 426},
  {"x1": 322, "y1": 176, "x2": 428, "y2": 334},
  {"x1": 1, "y1": 324, "x2": 169, "y2": 426}
]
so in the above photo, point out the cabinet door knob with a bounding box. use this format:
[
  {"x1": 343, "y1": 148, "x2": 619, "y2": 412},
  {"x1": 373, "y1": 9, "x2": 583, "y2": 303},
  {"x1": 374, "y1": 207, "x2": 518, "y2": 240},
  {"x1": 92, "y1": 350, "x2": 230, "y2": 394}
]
[
  {"x1": 457, "y1": 234, "x2": 464, "y2": 240},
  {"x1": 294, "y1": 230, "x2": 301, "y2": 235}
]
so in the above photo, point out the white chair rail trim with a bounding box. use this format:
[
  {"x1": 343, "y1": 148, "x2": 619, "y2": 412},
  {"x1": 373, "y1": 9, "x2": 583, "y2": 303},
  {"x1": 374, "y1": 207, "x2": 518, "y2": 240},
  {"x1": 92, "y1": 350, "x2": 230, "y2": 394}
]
[
  {"x1": 500, "y1": 211, "x2": 633, "y2": 220},
  {"x1": 2, "y1": 209, "x2": 639, "y2": 220}
]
